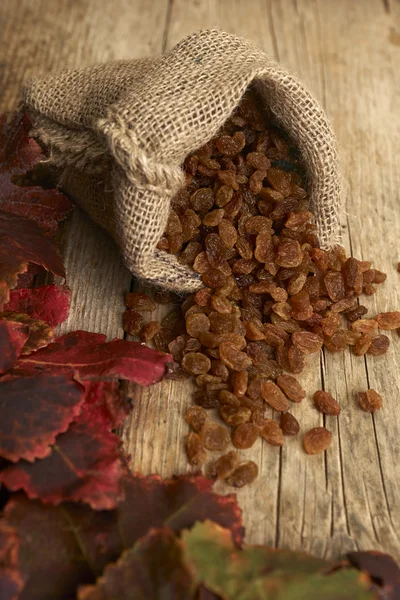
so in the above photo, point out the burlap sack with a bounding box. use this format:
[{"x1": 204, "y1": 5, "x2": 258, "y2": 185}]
[{"x1": 22, "y1": 28, "x2": 341, "y2": 293}]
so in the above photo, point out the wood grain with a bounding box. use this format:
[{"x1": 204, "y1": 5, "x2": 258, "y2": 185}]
[{"x1": 1, "y1": 0, "x2": 399, "y2": 560}]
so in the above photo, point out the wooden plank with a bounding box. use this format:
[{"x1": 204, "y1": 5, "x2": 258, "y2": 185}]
[
  {"x1": 0, "y1": 0, "x2": 170, "y2": 339},
  {"x1": 2, "y1": 0, "x2": 400, "y2": 561},
  {"x1": 125, "y1": 0, "x2": 400, "y2": 561}
]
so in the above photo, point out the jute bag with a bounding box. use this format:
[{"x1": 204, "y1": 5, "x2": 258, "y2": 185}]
[{"x1": 22, "y1": 29, "x2": 341, "y2": 293}]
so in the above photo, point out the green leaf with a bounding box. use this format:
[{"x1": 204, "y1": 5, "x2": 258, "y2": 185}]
[{"x1": 182, "y1": 521, "x2": 375, "y2": 600}]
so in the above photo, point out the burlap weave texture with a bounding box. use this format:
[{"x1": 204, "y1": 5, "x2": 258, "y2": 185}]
[{"x1": 23, "y1": 29, "x2": 342, "y2": 292}]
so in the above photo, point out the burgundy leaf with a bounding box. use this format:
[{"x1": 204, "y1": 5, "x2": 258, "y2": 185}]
[
  {"x1": 0, "y1": 320, "x2": 28, "y2": 374},
  {"x1": 0, "y1": 371, "x2": 84, "y2": 462},
  {"x1": 0, "y1": 521, "x2": 24, "y2": 600},
  {"x1": 0, "y1": 407, "x2": 123, "y2": 509},
  {"x1": 17, "y1": 330, "x2": 171, "y2": 384},
  {"x1": 1, "y1": 312, "x2": 54, "y2": 354},
  {"x1": 0, "y1": 113, "x2": 73, "y2": 235},
  {"x1": 82, "y1": 381, "x2": 130, "y2": 430},
  {"x1": 77, "y1": 528, "x2": 194, "y2": 600},
  {"x1": 4, "y1": 473, "x2": 243, "y2": 600},
  {"x1": 0, "y1": 210, "x2": 65, "y2": 305},
  {"x1": 347, "y1": 551, "x2": 400, "y2": 599},
  {"x1": 4, "y1": 285, "x2": 70, "y2": 326}
]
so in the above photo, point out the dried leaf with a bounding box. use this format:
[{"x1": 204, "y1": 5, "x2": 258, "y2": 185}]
[
  {"x1": 17, "y1": 330, "x2": 171, "y2": 384},
  {"x1": 1, "y1": 312, "x2": 54, "y2": 354},
  {"x1": 4, "y1": 474, "x2": 243, "y2": 600},
  {"x1": 0, "y1": 210, "x2": 65, "y2": 305},
  {"x1": 0, "y1": 113, "x2": 72, "y2": 235},
  {"x1": 78, "y1": 528, "x2": 194, "y2": 600},
  {"x1": 0, "y1": 371, "x2": 84, "y2": 463},
  {"x1": 347, "y1": 551, "x2": 400, "y2": 600},
  {"x1": 0, "y1": 319, "x2": 28, "y2": 374},
  {"x1": 4, "y1": 285, "x2": 70, "y2": 326}
]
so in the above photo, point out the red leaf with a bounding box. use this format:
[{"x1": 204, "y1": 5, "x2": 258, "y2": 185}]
[
  {"x1": 82, "y1": 381, "x2": 130, "y2": 430},
  {"x1": 0, "y1": 407, "x2": 123, "y2": 509},
  {"x1": 347, "y1": 551, "x2": 400, "y2": 599},
  {"x1": 78, "y1": 528, "x2": 194, "y2": 600},
  {"x1": 4, "y1": 285, "x2": 70, "y2": 326},
  {"x1": 0, "y1": 521, "x2": 24, "y2": 600},
  {"x1": 0, "y1": 113, "x2": 73, "y2": 235},
  {"x1": 0, "y1": 371, "x2": 84, "y2": 462},
  {"x1": 0, "y1": 210, "x2": 65, "y2": 305},
  {"x1": 4, "y1": 474, "x2": 243, "y2": 600},
  {"x1": 17, "y1": 330, "x2": 171, "y2": 384},
  {"x1": 0, "y1": 320, "x2": 28, "y2": 374},
  {"x1": 1, "y1": 313, "x2": 54, "y2": 355}
]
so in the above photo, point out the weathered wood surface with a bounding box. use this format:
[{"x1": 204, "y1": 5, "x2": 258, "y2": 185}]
[{"x1": 1, "y1": 0, "x2": 399, "y2": 560}]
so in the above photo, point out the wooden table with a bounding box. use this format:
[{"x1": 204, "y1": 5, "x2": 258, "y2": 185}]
[{"x1": 1, "y1": 0, "x2": 400, "y2": 561}]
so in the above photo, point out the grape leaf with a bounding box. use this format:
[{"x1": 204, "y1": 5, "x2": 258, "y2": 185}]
[
  {"x1": 0, "y1": 210, "x2": 65, "y2": 305},
  {"x1": 77, "y1": 528, "x2": 194, "y2": 600},
  {"x1": 0, "y1": 113, "x2": 73, "y2": 235},
  {"x1": 82, "y1": 380, "x2": 129, "y2": 430},
  {"x1": 0, "y1": 407, "x2": 123, "y2": 509},
  {"x1": 0, "y1": 371, "x2": 84, "y2": 463},
  {"x1": 182, "y1": 521, "x2": 374, "y2": 600},
  {"x1": 0, "y1": 521, "x2": 24, "y2": 600},
  {"x1": 17, "y1": 330, "x2": 171, "y2": 384},
  {"x1": 347, "y1": 551, "x2": 400, "y2": 599},
  {"x1": 0, "y1": 320, "x2": 28, "y2": 374},
  {"x1": 4, "y1": 285, "x2": 70, "y2": 326},
  {"x1": 1, "y1": 312, "x2": 54, "y2": 354},
  {"x1": 4, "y1": 474, "x2": 243, "y2": 600}
]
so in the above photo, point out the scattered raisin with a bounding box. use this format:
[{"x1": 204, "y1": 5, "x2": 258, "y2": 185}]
[
  {"x1": 313, "y1": 390, "x2": 341, "y2": 416},
  {"x1": 303, "y1": 427, "x2": 332, "y2": 454},
  {"x1": 358, "y1": 389, "x2": 383, "y2": 412},
  {"x1": 123, "y1": 309, "x2": 143, "y2": 336},
  {"x1": 276, "y1": 374, "x2": 305, "y2": 402},
  {"x1": 260, "y1": 420, "x2": 284, "y2": 446},
  {"x1": 225, "y1": 461, "x2": 259, "y2": 488},
  {"x1": 209, "y1": 451, "x2": 239, "y2": 479},
  {"x1": 125, "y1": 292, "x2": 156, "y2": 311},
  {"x1": 232, "y1": 423, "x2": 260, "y2": 449},
  {"x1": 200, "y1": 421, "x2": 230, "y2": 451},
  {"x1": 280, "y1": 412, "x2": 300, "y2": 436}
]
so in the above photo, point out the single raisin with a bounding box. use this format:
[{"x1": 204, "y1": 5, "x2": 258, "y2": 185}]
[
  {"x1": 209, "y1": 451, "x2": 239, "y2": 480},
  {"x1": 200, "y1": 421, "x2": 230, "y2": 451},
  {"x1": 225, "y1": 461, "x2": 259, "y2": 487},
  {"x1": 276, "y1": 374, "x2": 305, "y2": 402},
  {"x1": 358, "y1": 389, "x2": 383, "y2": 412},
  {"x1": 232, "y1": 423, "x2": 260, "y2": 449},
  {"x1": 313, "y1": 390, "x2": 341, "y2": 416},
  {"x1": 303, "y1": 427, "x2": 332, "y2": 454},
  {"x1": 280, "y1": 412, "x2": 300, "y2": 436}
]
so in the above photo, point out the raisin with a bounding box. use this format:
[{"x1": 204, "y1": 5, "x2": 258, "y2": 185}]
[
  {"x1": 185, "y1": 406, "x2": 208, "y2": 432},
  {"x1": 280, "y1": 412, "x2": 300, "y2": 436},
  {"x1": 196, "y1": 374, "x2": 221, "y2": 387},
  {"x1": 376, "y1": 312, "x2": 400, "y2": 330},
  {"x1": 289, "y1": 290, "x2": 313, "y2": 321},
  {"x1": 350, "y1": 319, "x2": 378, "y2": 333},
  {"x1": 218, "y1": 219, "x2": 238, "y2": 248},
  {"x1": 169, "y1": 336, "x2": 189, "y2": 362},
  {"x1": 254, "y1": 230, "x2": 274, "y2": 263},
  {"x1": 209, "y1": 451, "x2": 239, "y2": 480},
  {"x1": 205, "y1": 233, "x2": 227, "y2": 269},
  {"x1": 330, "y1": 298, "x2": 357, "y2": 313},
  {"x1": 232, "y1": 371, "x2": 248, "y2": 396},
  {"x1": 249, "y1": 169, "x2": 267, "y2": 194},
  {"x1": 203, "y1": 208, "x2": 225, "y2": 227},
  {"x1": 260, "y1": 420, "x2": 284, "y2": 446},
  {"x1": 219, "y1": 404, "x2": 252, "y2": 426},
  {"x1": 215, "y1": 185, "x2": 234, "y2": 207},
  {"x1": 200, "y1": 421, "x2": 230, "y2": 451},
  {"x1": 267, "y1": 168, "x2": 292, "y2": 196},
  {"x1": 285, "y1": 211, "x2": 313, "y2": 231},
  {"x1": 261, "y1": 381, "x2": 291, "y2": 411},
  {"x1": 186, "y1": 433, "x2": 207, "y2": 466},
  {"x1": 125, "y1": 292, "x2": 156, "y2": 311},
  {"x1": 275, "y1": 240, "x2": 303, "y2": 268},
  {"x1": 210, "y1": 295, "x2": 232, "y2": 314},
  {"x1": 202, "y1": 270, "x2": 227, "y2": 288},
  {"x1": 181, "y1": 352, "x2": 211, "y2": 375},
  {"x1": 358, "y1": 389, "x2": 383, "y2": 412},
  {"x1": 219, "y1": 342, "x2": 252, "y2": 371},
  {"x1": 245, "y1": 215, "x2": 273, "y2": 235},
  {"x1": 193, "y1": 251, "x2": 211, "y2": 273},
  {"x1": 215, "y1": 131, "x2": 246, "y2": 156},
  {"x1": 324, "y1": 272, "x2": 346, "y2": 301},
  {"x1": 321, "y1": 313, "x2": 342, "y2": 337},
  {"x1": 303, "y1": 427, "x2": 332, "y2": 454},
  {"x1": 190, "y1": 188, "x2": 215, "y2": 213},
  {"x1": 367, "y1": 335, "x2": 390, "y2": 356},
  {"x1": 184, "y1": 337, "x2": 202, "y2": 353},
  {"x1": 372, "y1": 270, "x2": 387, "y2": 284},
  {"x1": 292, "y1": 331, "x2": 323, "y2": 354},
  {"x1": 287, "y1": 272, "x2": 307, "y2": 296},
  {"x1": 123, "y1": 309, "x2": 143, "y2": 335},
  {"x1": 194, "y1": 390, "x2": 219, "y2": 409},
  {"x1": 353, "y1": 333, "x2": 373, "y2": 356},
  {"x1": 287, "y1": 342, "x2": 305, "y2": 374},
  {"x1": 225, "y1": 461, "x2": 259, "y2": 487},
  {"x1": 211, "y1": 360, "x2": 230, "y2": 382},
  {"x1": 342, "y1": 257, "x2": 363, "y2": 294},
  {"x1": 186, "y1": 313, "x2": 211, "y2": 338},
  {"x1": 140, "y1": 321, "x2": 161, "y2": 342},
  {"x1": 311, "y1": 248, "x2": 329, "y2": 271},
  {"x1": 232, "y1": 423, "x2": 260, "y2": 449},
  {"x1": 194, "y1": 287, "x2": 212, "y2": 307},
  {"x1": 313, "y1": 390, "x2": 341, "y2": 416},
  {"x1": 276, "y1": 374, "x2": 305, "y2": 402},
  {"x1": 179, "y1": 242, "x2": 203, "y2": 266}
]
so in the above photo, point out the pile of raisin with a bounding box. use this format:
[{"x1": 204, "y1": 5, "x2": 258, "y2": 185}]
[{"x1": 123, "y1": 89, "x2": 398, "y2": 487}]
